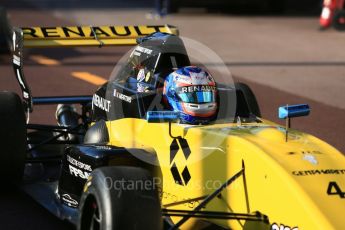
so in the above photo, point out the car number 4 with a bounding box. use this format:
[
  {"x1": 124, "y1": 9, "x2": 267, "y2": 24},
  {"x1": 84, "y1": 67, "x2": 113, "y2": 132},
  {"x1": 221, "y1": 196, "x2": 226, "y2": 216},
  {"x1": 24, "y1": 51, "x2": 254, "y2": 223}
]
[{"x1": 327, "y1": 181, "x2": 345, "y2": 198}]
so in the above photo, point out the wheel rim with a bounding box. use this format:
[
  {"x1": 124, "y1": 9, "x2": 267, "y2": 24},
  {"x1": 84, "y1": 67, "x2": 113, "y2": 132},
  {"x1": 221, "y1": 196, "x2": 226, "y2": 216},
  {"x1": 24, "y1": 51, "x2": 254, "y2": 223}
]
[
  {"x1": 89, "y1": 201, "x2": 101, "y2": 230},
  {"x1": 81, "y1": 197, "x2": 102, "y2": 230}
]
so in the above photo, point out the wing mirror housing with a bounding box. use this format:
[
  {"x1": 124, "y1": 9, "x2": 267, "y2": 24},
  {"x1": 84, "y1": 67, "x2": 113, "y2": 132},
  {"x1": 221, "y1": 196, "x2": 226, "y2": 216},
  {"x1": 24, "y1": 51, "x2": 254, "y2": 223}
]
[
  {"x1": 278, "y1": 104, "x2": 310, "y2": 142},
  {"x1": 278, "y1": 104, "x2": 310, "y2": 119}
]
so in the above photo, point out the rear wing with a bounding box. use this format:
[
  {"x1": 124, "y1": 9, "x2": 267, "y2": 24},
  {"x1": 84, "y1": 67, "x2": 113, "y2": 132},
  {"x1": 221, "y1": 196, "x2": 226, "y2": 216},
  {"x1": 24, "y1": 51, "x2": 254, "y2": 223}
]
[
  {"x1": 22, "y1": 25, "x2": 178, "y2": 47},
  {"x1": 12, "y1": 25, "x2": 178, "y2": 112}
]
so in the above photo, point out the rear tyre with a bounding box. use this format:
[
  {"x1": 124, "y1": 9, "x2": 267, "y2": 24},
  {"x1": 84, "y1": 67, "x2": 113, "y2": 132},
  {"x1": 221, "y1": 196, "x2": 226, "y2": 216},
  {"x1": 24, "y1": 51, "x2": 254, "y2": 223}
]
[
  {"x1": 333, "y1": 10, "x2": 345, "y2": 31},
  {"x1": 0, "y1": 92, "x2": 26, "y2": 183},
  {"x1": 78, "y1": 166, "x2": 162, "y2": 230},
  {"x1": 235, "y1": 83, "x2": 261, "y2": 117}
]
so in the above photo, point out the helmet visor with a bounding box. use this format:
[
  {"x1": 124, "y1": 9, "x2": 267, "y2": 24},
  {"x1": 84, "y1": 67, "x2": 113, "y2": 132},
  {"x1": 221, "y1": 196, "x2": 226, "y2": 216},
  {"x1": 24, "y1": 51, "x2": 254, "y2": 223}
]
[{"x1": 178, "y1": 91, "x2": 215, "y2": 103}]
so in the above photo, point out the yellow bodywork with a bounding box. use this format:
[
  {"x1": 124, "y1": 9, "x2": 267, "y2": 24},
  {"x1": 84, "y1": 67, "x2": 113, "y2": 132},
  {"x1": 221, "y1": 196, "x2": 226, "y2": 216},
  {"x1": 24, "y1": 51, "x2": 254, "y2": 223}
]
[{"x1": 105, "y1": 118, "x2": 345, "y2": 229}]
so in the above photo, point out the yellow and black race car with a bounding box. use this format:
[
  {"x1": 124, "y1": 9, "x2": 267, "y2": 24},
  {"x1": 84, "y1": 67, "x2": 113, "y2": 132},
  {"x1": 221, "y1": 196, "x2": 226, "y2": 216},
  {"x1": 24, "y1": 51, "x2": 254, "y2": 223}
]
[{"x1": 1, "y1": 22, "x2": 345, "y2": 230}]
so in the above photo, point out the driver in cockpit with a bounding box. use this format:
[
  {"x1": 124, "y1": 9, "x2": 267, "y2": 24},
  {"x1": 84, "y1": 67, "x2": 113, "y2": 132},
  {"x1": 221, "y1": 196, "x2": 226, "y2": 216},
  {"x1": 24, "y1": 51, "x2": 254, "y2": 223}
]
[{"x1": 163, "y1": 66, "x2": 217, "y2": 125}]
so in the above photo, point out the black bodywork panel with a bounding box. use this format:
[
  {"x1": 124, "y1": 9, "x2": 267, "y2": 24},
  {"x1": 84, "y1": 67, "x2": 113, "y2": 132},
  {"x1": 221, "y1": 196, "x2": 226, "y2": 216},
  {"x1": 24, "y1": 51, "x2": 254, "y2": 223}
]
[
  {"x1": 91, "y1": 82, "x2": 167, "y2": 121},
  {"x1": 59, "y1": 145, "x2": 160, "y2": 208},
  {"x1": 24, "y1": 132, "x2": 160, "y2": 224}
]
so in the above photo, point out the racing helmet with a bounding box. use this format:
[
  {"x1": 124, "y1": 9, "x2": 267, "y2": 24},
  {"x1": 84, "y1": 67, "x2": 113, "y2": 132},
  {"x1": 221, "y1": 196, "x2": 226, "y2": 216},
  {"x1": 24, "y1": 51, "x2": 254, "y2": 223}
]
[{"x1": 163, "y1": 66, "x2": 218, "y2": 124}]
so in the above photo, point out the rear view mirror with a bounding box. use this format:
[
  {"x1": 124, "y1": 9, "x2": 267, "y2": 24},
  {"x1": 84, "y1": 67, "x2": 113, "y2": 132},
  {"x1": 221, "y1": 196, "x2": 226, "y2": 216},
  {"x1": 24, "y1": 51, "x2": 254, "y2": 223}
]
[
  {"x1": 278, "y1": 104, "x2": 310, "y2": 142},
  {"x1": 278, "y1": 104, "x2": 310, "y2": 119},
  {"x1": 146, "y1": 111, "x2": 180, "y2": 123}
]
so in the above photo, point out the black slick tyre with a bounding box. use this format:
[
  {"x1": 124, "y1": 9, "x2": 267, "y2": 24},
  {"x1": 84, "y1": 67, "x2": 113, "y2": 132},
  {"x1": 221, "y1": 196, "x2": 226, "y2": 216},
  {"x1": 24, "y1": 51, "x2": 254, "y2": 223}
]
[
  {"x1": 78, "y1": 166, "x2": 162, "y2": 230},
  {"x1": 0, "y1": 91, "x2": 26, "y2": 183}
]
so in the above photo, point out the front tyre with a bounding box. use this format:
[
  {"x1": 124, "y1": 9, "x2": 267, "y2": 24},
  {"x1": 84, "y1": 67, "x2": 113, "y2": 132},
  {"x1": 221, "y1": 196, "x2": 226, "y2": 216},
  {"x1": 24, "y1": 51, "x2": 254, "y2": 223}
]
[{"x1": 78, "y1": 166, "x2": 162, "y2": 230}]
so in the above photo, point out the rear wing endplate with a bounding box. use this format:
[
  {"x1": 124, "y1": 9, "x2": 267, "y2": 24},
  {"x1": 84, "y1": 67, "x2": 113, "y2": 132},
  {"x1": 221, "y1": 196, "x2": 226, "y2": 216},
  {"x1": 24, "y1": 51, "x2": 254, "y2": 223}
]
[{"x1": 12, "y1": 25, "x2": 178, "y2": 112}]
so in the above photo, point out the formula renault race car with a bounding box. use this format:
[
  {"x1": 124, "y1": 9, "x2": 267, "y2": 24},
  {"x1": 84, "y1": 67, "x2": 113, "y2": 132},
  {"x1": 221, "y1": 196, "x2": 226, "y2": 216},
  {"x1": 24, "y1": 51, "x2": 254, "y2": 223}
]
[{"x1": 1, "y1": 22, "x2": 345, "y2": 230}]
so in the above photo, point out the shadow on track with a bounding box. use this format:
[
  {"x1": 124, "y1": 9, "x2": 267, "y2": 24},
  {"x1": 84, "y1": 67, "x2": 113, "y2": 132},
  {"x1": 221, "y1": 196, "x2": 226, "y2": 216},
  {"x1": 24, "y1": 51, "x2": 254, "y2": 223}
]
[{"x1": 0, "y1": 185, "x2": 75, "y2": 230}]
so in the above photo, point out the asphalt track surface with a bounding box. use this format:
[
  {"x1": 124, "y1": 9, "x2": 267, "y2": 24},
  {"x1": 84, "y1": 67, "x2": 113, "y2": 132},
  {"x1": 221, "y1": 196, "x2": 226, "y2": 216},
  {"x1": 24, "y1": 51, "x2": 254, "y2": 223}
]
[{"x1": 0, "y1": 0, "x2": 344, "y2": 229}]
